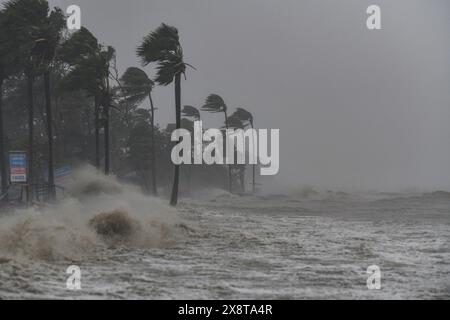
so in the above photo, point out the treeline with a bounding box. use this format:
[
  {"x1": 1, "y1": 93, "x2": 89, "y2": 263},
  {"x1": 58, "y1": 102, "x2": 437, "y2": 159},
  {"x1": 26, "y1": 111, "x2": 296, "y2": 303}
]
[{"x1": 0, "y1": 0, "x2": 257, "y2": 206}]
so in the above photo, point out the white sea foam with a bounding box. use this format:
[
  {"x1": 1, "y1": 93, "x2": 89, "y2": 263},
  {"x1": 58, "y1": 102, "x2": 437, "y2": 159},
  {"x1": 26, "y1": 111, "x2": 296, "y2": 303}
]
[{"x1": 0, "y1": 165, "x2": 183, "y2": 262}]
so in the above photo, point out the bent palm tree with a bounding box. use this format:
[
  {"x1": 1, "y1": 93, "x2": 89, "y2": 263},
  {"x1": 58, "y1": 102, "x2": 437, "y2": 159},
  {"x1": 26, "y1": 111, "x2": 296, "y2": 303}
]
[
  {"x1": 0, "y1": 9, "x2": 21, "y2": 200},
  {"x1": 137, "y1": 23, "x2": 192, "y2": 206},
  {"x1": 202, "y1": 94, "x2": 232, "y2": 193},
  {"x1": 35, "y1": 7, "x2": 65, "y2": 200},
  {"x1": 4, "y1": 0, "x2": 62, "y2": 202},
  {"x1": 60, "y1": 27, "x2": 115, "y2": 174},
  {"x1": 226, "y1": 114, "x2": 247, "y2": 192},
  {"x1": 120, "y1": 67, "x2": 158, "y2": 195},
  {"x1": 231, "y1": 108, "x2": 256, "y2": 193},
  {"x1": 182, "y1": 105, "x2": 200, "y2": 194},
  {"x1": 59, "y1": 27, "x2": 102, "y2": 168}
]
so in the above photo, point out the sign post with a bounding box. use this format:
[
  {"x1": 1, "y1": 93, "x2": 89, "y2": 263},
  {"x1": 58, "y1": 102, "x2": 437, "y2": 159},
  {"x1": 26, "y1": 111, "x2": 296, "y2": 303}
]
[{"x1": 9, "y1": 151, "x2": 27, "y2": 184}]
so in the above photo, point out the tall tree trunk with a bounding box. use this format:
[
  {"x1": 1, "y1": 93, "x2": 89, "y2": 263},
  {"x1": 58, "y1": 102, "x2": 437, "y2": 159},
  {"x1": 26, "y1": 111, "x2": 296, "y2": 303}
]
[
  {"x1": 170, "y1": 73, "x2": 181, "y2": 206},
  {"x1": 149, "y1": 93, "x2": 157, "y2": 196},
  {"x1": 0, "y1": 77, "x2": 8, "y2": 201},
  {"x1": 252, "y1": 163, "x2": 256, "y2": 193},
  {"x1": 44, "y1": 71, "x2": 55, "y2": 200},
  {"x1": 224, "y1": 111, "x2": 232, "y2": 193},
  {"x1": 104, "y1": 74, "x2": 111, "y2": 175},
  {"x1": 26, "y1": 72, "x2": 34, "y2": 204},
  {"x1": 240, "y1": 166, "x2": 245, "y2": 193},
  {"x1": 94, "y1": 95, "x2": 100, "y2": 169},
  {"x1": 251, "y1": 123, "x2": 256, "y2": 193},
  {"x1": 104, "y1": 100, "x2": 110, "y2": 175}
]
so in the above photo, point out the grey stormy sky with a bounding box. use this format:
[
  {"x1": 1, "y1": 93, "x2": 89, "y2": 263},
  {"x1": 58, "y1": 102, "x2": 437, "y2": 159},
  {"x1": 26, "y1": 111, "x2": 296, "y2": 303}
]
[{"x1": 15, "y1": 0, "x2": 450, "y2": 190}]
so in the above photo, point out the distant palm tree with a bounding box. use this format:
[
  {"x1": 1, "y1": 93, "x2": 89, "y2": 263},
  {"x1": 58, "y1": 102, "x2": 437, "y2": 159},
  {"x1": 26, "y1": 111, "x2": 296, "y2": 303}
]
[
  {"x1": 181, "y1": 105, "x2": 201, "y2": 194},
  {"x1": 120, "y1": 67, "x2": 158, "y2": 195},
  {"x1": 202, "y1": 94, "x2": 232, "y2": 193},
  {"x1": 226, "y1": 114, "x2": 247, "y2": 192},
  {"x1": 137, "y1": 23, "x2": 192, "y2": 206},
  {"x1": 231, "y1": 108, "x2": 256, "y2": 193}
]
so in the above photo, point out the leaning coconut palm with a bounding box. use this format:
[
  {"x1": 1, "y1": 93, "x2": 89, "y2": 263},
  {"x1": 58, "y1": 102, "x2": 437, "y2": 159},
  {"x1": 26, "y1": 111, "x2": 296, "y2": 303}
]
[
  {"x1": 120, "y1": 67, "x2": 157, "y2": 195},
  {"x1": 231, "y1": 107, "x2": 256, "y2": 193},
  {"x1": 3, "y1": 0, "x2": 62, "y2": 202},
  {"x1": 137, "y1": 23, "x2": 193, "y2": 206},
  {"x1": 202, "y1": 94, "x2": 232, "y2": 193}
]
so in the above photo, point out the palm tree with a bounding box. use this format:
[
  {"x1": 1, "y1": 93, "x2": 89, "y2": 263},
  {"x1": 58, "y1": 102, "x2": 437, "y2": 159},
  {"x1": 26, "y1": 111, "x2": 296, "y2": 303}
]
[
  {"x1": 182, "y1": 105, "x2": 200, "y2": 194},
  {"x1": 0, "y1": 8, "x2": 21, "y2": 200},
  {"x1": 202, "y1": 94, "x2": 232, "y2": 193},
  {"x1": 35, "y1": 7, "x2": 65, "y2": 199},
  {"x1": 120, "y1": 67, "x2": 158, "y2": 195},
  {"x1": 60, "y1": 27, "x2": 115, "y2": 174},
  {"x1": 137, "y1": 23, "x2": 192, "y2": 206},
  {"x1": 231, "y1": 107, "x2": 256, "y2": 193},
  {"x1": 59, "y1": 27, "x2": 102, "y2": 169},
  {"x1": 3, "y1": 0, "x2": 61, "y2": 202},
  {"x1": 99, "y1": 46, "x2": 115, "y2": 175}
]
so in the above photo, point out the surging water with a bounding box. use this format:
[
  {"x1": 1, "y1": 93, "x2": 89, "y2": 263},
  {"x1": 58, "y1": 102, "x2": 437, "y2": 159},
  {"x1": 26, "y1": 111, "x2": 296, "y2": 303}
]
[
  {"x1": 0, "y1": 174, "x2": 449, "y2": 299},
  {"x1": 0, "y1": 165, "x2": 183, "y2": 262}
]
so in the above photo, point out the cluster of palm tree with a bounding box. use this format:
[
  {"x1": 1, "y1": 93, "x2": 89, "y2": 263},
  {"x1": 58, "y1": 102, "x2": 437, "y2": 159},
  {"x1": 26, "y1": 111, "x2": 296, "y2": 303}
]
[
  {"x1": 0, "y1": 0, "x2": 257, "y2": 207},
  {"x1": 181, "y1": 96, "x2": 256, "y2": 194},
  {"x1": 0, "y1": 0, "x2": 65, "y2": 201}
]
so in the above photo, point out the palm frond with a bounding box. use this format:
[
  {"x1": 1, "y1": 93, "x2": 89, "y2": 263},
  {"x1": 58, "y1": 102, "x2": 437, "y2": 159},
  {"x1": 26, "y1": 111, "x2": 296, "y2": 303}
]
[
  {"x1": 136, "y1": 23, "x2": 179, "y2": 66},
  {"x1": 59, "y1": 27, "x2": 99, "y2": 64},
  {"x1": 120, "y1": 67, "x2": 153, "y2": 106},
  {"x1": 231, "y1": 107, "x2": 253, "y2": 127},
  {"x1": 202, "y1": 94, "x2": 227, "y2": 113},
  {"x1": 137, "y1": 24, "x2": 188, "y2": 86},
  {"x1": 226, "y1": 114, "x2": 245, "y2": 129},
  {"x1": 182, "y1": 105, "x2": 200, "y2": 120}
]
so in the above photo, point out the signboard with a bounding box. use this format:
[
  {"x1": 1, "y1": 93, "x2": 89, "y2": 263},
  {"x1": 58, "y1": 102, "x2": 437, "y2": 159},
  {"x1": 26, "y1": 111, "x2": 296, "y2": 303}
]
[
  {"x1": 9, "y1": 151, "x2": 27, "y2": 183},
  {"x1": 55, "y1": 165, "x2": 72, "y2": 180}
]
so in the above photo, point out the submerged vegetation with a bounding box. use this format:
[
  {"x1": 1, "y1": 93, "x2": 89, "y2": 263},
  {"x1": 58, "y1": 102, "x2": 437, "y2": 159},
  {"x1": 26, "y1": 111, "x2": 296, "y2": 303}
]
[{"x1": 0, "y1": 0, "x2": 257, "y2": 207}]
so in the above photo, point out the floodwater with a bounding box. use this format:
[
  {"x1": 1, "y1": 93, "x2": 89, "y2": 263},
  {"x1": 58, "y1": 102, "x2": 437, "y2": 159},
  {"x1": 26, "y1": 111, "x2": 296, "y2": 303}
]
[{"x1": 0, "y1": 171, "x2": 449, "y2": 299}]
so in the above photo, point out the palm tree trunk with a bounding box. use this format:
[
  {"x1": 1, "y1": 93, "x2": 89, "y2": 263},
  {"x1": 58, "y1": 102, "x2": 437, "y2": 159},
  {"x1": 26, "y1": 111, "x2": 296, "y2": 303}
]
[
  {"x1": 44, "y1": 71, "x2": 55, "y2": 200},
  {"x1": 251, "y1": 123, "x2": 256, "y2": 193},
  {"x1": 94, "y1": 95, "x2": 100, "y2": 169},
  {"x1": 0, "y1": 77, "x2": 8, "y2": 201},
  {"x1": 170, "y1": 73, "x2": 181, "y2": 206},
  {"x1": 149, "y1": 93, "x2": 157, "y2": 196},
  {"x1": 240, "y1": 166, "x2": 245, "y2": 193},
  {"x1": 224, "y1": 111, "x2": 232, "y2": 193},
  {"x1": 104, "y1": 101, "x2": 110, "y2": 175},
  {"x1": 26, "y1": 72, "x2": 34, "y2": 204}
]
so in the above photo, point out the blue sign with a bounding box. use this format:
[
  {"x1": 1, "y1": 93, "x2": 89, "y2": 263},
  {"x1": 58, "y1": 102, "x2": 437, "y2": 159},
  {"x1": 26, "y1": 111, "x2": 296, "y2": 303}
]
[
  {"x1": 55, "y1": 165, "x2": 72, "y2": 180},
  {"x1": 9, "y1": 151, "x2": 27, "y2": 183}
]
